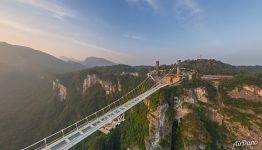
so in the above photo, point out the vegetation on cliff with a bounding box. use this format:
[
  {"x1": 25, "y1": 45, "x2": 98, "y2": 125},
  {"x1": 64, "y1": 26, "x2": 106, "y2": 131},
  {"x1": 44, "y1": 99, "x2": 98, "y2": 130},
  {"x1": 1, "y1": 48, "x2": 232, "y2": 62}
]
[
  {"x1": 219, "y1": 74, "x2": 262, "y2": 127},
  {"x1": 3, "y1": 58, "x2": 262, "y2": 149}
]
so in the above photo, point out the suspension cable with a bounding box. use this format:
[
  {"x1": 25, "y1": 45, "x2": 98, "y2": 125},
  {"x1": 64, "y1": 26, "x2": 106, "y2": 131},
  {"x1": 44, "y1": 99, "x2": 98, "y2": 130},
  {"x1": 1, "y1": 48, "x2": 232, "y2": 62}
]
[{"x1": 24, "y1": 66, "x2": 177, "y2": 150}]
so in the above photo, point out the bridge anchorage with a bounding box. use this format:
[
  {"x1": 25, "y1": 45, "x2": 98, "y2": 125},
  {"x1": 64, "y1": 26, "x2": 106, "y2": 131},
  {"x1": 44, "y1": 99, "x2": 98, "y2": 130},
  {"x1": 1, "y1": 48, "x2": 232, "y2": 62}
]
[{"x1": 23, "y1": 61, "x2": 188, "y2": 150}]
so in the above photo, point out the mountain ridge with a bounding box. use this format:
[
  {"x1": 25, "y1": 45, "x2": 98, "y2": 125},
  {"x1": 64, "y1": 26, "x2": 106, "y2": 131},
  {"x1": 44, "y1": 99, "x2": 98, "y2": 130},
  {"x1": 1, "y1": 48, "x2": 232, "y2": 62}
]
[
  {"x1": 0, "y1": 42, "x2": 85, "y2": 74},
  {"x1": 59, "y1": 56, "x2": 117, "y2": 68}
]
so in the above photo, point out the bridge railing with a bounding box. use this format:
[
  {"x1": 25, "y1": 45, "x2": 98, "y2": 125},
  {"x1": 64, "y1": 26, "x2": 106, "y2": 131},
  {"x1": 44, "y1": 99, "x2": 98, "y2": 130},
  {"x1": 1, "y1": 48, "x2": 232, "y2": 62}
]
[
  {"x1": 23, "y1": 64, "x2": 178, "y2": 150},
  {"x1": 23, "y1": 63, "x2": 181, "y2": 150},
  {"x1": 23, "y1": 77, "x2": 156, "y2": 150}
]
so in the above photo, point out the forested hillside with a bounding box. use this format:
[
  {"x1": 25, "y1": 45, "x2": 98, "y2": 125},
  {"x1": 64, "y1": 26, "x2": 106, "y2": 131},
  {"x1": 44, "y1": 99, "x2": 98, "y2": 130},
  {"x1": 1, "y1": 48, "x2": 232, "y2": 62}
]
[
  {"x1": 1, "y1": 51, "x2": 262, "y2": 150},
  {"x1": 75, "y1": 74, "x2": 262, "y2": 150},
  {"x1": 0, "y1": 62, "x2": 151, "y2": 149},
  {"x1": 0, "y1": 42, "x2": 85, "y2": 149},
  {"x1": 0, "y1": 42, "x2": 128, "y2": 149},
  {"x1": 179, "y1": 59, "x2": 262, "y2": 75},
  {"x1": 70, "y1": 60, "x2": 262, "y2": 150}
]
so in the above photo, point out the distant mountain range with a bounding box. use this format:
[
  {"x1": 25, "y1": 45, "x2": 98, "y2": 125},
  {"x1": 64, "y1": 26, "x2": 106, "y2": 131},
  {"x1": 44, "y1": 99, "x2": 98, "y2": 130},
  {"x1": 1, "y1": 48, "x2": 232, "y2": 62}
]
[
  {"x1": 0, "y1": 42, "x2": 85, "y2": 74},
  {"x1": 1, "y1": 41, "x2": 262, "y2": 149},
  {"x1": 0, "y1": 42, "x2": 116, "y2": 76},
  {"x1": 0, "y1": 42, "x2": 117, "y2": 149},
  {"x1": 59, "y1": 56, "x2": 116, "y2": 68}
]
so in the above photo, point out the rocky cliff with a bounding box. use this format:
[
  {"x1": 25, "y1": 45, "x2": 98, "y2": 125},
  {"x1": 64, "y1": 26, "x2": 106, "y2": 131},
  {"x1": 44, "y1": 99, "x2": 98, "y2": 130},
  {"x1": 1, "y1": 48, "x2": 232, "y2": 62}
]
[
  {"x1": 53, "y1": 79, "x2": 67, "y2": 101},
  {"x1": 82, "y1": 74, "x2": 122, "y2": 95},
  {"x1": 49, "y1": 70, "x2": 262, "y2": 150},
  {"x1": 145, "y1": 103, "x2": 171, "y2": 150},
  {"x1": 140, "y1": 78, "x2": 262, "y2": 150}
]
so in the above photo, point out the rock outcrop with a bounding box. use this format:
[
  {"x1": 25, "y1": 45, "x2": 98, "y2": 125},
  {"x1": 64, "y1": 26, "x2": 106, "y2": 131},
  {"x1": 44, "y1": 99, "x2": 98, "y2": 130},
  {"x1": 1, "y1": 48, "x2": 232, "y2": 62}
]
[
  {"x1": 229, "y1": 85, "x2": 262, "y2": 101},
  {"x1": 194, "y1": 87, "x2": 208, "y2": 103},
  {"x1": 82, "y1": 74, "x2": 122, "y2": 95},
  {"x1": 121, "y1": 72, "x2": 139, "y2": 77},
  {"x1": 145, "y1": 103, "x2": 171, "y2": 150},
  {"x1": 174, "y1": 94, "x2": 193, "y2": 125},
  {"x1": 53, "y1": 79, "x2": 67, "y2": 101},
  {"x1": 243, "y1": 85, "x2": 262, "y2": 97}
]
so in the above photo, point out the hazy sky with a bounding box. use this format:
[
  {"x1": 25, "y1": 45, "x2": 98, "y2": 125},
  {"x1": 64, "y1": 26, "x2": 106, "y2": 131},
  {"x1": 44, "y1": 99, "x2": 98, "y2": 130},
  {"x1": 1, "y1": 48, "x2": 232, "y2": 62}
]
[{"x1": 0, "y1": 0, "x2": 262, "y2": 65}]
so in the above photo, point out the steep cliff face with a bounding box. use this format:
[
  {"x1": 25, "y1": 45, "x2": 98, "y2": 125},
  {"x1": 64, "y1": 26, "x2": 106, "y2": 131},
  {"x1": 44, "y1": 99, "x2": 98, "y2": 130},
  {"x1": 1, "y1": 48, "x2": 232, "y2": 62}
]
[
  {"x1": 174, "y1": 79, "x2": 262, "y2": 150},
  {"x1": 144, "y1": 83, "x2": 251, "y2": 150},
  {"x1": 145, "y1": 103, "x2": 171, "y2": 150},
  {"x1": 175, "y1": 89, "x2": 211, "y2": 150},
  {"x1": 82, "y1": 74, "x2": 122, "y2": 95},
  {"x1": 143, "y1": 86, "x2": 211, "y2": 150},
  {"x1": 53, "y1": 79, "x2": 67, "y2": 101},
  {"x1": 70, "y1": 74, "x2": 262, "y2": 150},
  {"x1": 116, "y1": 78, "x2": 262, "y2": 150}
]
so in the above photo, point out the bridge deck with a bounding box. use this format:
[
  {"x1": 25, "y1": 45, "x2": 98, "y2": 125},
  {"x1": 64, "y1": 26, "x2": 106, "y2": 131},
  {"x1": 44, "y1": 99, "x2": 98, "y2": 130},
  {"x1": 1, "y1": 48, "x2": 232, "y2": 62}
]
[{"x1": 42, "y1": 83, "x2": 167, "y2": 150}]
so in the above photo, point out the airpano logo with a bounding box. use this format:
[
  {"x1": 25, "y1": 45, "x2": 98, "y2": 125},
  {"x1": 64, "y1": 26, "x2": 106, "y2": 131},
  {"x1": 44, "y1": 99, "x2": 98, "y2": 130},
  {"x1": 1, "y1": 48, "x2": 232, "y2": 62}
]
[{"x1": 233, "y1": 140, "x2": 259, "y2": 149}]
